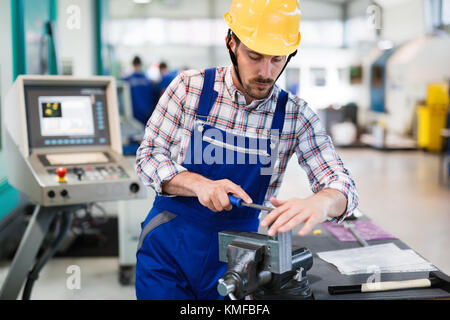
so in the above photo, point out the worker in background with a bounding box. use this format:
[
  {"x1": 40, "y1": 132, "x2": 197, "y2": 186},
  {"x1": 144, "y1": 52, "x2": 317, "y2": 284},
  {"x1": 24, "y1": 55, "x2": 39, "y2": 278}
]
[
  {"x1": 157, "y1": 61, "x2": 178, "y2": 97},
  {"x1": 122, "y1": 56, "x2": 157, "y2": 125},
  {"x1": 135, "y1": 0, "x2": 359, "y2": 300}
]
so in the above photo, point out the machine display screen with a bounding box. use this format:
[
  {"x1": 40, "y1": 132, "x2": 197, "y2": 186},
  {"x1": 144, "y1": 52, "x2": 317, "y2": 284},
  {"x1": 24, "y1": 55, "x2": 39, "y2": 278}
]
[
  {"x1": 25, "y1": 85, "x2": 111, "y2": 150},
  {"x1": 39, "y1": 96, "x2": 95, "y2": 137}
]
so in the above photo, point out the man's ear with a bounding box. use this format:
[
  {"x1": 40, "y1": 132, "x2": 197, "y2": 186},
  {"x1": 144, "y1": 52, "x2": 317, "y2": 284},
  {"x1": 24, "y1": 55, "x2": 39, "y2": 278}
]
[{"x1": 226, "y1": 34, "x2": 236, "y2": 53}]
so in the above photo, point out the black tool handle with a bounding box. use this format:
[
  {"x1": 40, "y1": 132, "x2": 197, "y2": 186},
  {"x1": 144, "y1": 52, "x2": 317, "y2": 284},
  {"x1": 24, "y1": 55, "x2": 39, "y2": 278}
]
[{"x1": 328, "y1": 284, "x2": 362, "y2": 295}]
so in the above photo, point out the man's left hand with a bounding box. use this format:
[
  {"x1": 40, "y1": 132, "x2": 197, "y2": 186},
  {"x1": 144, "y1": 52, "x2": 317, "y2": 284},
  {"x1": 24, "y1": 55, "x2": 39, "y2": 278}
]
[{"x1": 260, "y1": 189, "x2": 347, "y2": 236}]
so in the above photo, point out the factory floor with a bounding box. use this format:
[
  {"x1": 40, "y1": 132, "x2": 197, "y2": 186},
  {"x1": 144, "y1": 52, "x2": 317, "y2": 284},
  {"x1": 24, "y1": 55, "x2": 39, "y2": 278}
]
[{"x1": 0, "y1": 148, "x2": 449, "y2": 300}]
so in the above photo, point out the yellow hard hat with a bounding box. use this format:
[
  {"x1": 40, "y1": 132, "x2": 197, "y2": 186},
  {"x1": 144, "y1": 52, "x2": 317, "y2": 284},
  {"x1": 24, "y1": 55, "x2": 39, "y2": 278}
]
[{"x1": 224, "y1": 0, "x2": 302, "y2": 56}]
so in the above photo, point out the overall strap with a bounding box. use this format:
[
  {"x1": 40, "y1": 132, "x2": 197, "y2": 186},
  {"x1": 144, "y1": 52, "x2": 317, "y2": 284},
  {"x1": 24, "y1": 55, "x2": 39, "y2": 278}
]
[
  {"x1": 196, "y1": 68, "x2": 287, "y2": 132},
  {"x1": 271, "y1": 89, "x2": 288, "y2": 131},
  {"x1": 196, "y1": 68, "x2": 218, "y2": 118}
]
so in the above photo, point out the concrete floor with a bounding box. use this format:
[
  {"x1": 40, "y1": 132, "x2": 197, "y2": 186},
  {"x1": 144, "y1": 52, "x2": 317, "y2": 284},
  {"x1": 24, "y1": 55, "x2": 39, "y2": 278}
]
[{"x1": 0, "y1": 148, "x2": 449, "y2": 299}]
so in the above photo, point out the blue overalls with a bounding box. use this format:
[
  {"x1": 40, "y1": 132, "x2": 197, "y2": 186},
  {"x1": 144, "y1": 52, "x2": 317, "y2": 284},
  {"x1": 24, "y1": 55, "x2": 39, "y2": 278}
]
[
  {"x1": 122, "y1": 72, "x2": 157, "y2": 125},
  {"x1": 135, "y1": 68, "x2": 288, "y2": 300}
]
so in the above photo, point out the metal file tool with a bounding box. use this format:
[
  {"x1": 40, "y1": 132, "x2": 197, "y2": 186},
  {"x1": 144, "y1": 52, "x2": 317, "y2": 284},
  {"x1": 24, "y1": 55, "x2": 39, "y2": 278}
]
[{"x1": 343, "y1": 222, "x2": 369, "y2": 247}]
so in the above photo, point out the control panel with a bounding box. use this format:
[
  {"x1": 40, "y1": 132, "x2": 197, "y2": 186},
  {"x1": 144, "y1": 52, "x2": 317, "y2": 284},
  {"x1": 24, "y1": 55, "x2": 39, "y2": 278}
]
[
  {"x1": 47, "y1": 165, "x2": 130, "y2": 183},
  {"x1": 4, "y1": 75, "x2": 146, "y2": 207}
]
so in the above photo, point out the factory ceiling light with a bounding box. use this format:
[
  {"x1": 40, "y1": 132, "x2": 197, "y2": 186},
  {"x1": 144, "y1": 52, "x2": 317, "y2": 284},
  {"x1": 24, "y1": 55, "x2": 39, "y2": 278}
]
[{"x1": 133, "y1": 0, "x2": 151, "y2": 4}]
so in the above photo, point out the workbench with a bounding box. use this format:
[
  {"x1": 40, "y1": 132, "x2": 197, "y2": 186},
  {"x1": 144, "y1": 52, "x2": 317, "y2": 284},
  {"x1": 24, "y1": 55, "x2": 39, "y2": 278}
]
[{"x1": 285, "y1": 218, "x2": 450, "y2": 300}]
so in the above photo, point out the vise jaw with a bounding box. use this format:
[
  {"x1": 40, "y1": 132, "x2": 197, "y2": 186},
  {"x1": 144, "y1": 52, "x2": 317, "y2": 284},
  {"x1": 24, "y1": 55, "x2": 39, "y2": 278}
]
[{"x1": 218, "y1": 230, "x2": 292, "y2": 274}]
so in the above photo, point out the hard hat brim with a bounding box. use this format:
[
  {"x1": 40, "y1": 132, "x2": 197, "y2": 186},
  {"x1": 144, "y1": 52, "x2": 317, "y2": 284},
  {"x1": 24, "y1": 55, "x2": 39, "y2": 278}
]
[{"x1": 224, "y1": 12, "x2": 301, "y2": 57}]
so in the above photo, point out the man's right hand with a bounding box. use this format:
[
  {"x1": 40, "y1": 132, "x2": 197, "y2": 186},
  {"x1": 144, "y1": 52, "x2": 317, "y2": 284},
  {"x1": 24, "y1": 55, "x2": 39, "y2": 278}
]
[
  {"x1": 193, "y1": 178, "x2": 253, "y2": 212},
  {"x1": 162, "y1": 172, "x2": 252, "y2": 212}
]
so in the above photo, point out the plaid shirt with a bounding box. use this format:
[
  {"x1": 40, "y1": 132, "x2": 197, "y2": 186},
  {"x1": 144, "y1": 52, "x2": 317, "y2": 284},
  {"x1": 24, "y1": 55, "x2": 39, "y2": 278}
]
[{"x1": 136, "y1": 66, "x2": 359, "y2": 223}]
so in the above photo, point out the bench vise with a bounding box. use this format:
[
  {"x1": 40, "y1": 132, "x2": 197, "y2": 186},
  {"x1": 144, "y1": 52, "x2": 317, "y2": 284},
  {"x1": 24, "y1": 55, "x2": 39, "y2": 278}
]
[{"x1": 217, "y1": 230, "x2": 314, "y2": 300}]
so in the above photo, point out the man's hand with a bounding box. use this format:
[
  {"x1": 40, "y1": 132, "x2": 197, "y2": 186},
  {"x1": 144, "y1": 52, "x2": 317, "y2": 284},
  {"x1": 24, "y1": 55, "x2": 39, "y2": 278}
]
[
  {"x1": 260, "y1": 189, "x2": 347, "y2": 236},
  {"x1": 162, "y1": 171, "x2": 253, "y2": 212},
  {"x1": 162, "y1": 172, "x2": 253, "y2": 212},
  {"x1": 193, "y1": 178, "x2": 253, "y2": 213}
]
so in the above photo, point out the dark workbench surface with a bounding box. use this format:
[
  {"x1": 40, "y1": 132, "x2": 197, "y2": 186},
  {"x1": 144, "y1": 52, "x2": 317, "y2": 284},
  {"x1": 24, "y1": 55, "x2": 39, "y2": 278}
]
[{"x1": 287, "y1": 219, "x2": 450, "y2": 300}]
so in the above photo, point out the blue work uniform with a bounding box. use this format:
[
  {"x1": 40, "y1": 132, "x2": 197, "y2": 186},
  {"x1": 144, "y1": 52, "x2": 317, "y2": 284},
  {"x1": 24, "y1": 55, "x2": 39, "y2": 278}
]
[
  {"x1": 135, "y1": 68, "x2": 288, "y2": 300},
  {"x1": 158, "y1": 70, "x2": 178, "y2": 96},
  {"x1": 123, "y1": 72, "x2": 157, "y2": 125}
]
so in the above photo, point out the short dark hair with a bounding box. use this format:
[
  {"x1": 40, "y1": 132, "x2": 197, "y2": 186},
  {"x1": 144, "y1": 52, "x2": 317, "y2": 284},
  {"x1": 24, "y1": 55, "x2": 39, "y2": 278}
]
[
  {"x1": 132, "y1": 56, "x2": 142, "y2": 67},
  {"x1": 159, "y1": 61, "x2": 168, "y2": 71}
]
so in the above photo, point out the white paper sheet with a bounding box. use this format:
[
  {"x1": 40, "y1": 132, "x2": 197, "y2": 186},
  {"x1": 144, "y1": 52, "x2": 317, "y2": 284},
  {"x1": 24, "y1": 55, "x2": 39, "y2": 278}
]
[{"x1": 317, "y1": 243, "x2": 437, "y2": 275}]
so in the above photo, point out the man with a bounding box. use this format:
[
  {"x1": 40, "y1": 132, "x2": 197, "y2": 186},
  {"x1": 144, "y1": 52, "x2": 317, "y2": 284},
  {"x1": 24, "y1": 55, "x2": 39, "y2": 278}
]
[
  {"x1": 135, "y1": 0, "x2": 358, "y2": 300},
  {"x1": 122, "y1": 56, "x2": 158, "y2": 125},
  {"x1": 157, "y1": 61, "x2": 178, "y2": 97}
]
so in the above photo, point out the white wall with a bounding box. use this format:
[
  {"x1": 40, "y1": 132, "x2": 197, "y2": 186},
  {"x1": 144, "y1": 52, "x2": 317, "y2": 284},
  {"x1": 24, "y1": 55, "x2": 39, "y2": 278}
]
[
  {"x1": 300, "y1": 0, "x2": 343, "y2": 20},
  {"x1": 109, "y1": 0, "x2": 214, "y2": 19},
  {"x1": 381, "y1": 0, "x2": 427, "y2": 45},
  {"x1": 113, "y1": 36, "x2": 366, "y2": 114},
  {"x1": 116, "y1": 44, "x2": 215, "y2": 74},
  {"x1": 347, "y1": 0, "x2": 372, "y2": 18},
  {"x1": 346, "y1": 0, "x2": 428, "y2": 45},
  {"x1": 287, "y1": 47, "x2": 362, "y2": 110},
  {"x1": 108, "y1": 0, "x2": 349, "y2": 81},
  {"x1": 57, "y1": 0, "x2": 97, "y2": 76},
  {"x1": 107, "y1": 0, "x2": 448, "y2": 135},
  {"x1": 108, "y1": 0, "x2": 345, "y2": 20}
]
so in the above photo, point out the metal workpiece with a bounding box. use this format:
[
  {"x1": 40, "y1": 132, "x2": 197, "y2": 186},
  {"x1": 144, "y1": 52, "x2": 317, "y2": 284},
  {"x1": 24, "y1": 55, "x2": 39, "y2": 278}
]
[
  {"x1": 343, "y1": 222, "x2": 369, "y2": 247},
  {"x1": 274, "y1": 230, "x2": 292, "y2": 273}
]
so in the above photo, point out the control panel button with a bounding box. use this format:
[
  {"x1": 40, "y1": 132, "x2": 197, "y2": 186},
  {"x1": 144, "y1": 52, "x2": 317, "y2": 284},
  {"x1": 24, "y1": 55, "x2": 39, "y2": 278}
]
[
  {"x1": 73, "y1": 167, "x2": 84, "y2": 181},
  {"x1": 47, "y1": 190, "x2": 55, "y2": 198},
  {"x1": 56, "y1": 167, "x2": 67, "y2": 183},
  {"x1": 60, "y1": 189, "x2": 69, "y2": 198}
]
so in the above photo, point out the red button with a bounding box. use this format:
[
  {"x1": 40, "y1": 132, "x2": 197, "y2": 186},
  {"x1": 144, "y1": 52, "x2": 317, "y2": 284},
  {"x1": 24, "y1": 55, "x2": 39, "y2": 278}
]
[{"x1": 56, "y1": 167, "x2": 67, "y2": 178}]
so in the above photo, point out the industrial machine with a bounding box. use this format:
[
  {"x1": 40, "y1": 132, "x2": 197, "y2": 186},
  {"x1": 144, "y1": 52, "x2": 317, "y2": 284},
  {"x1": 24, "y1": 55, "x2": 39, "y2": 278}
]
[
  {"x1": 360, "y1": 35, "x2": 450, "y2": 142},
  {"x1": 114, "y1": 81, "x2": 154, "y2": 285},
  {"x1": 370, "y1": 48, "x2": 395, "y2": 114},
  {"x1": 0, "y1": 75, "x2": 146, "y2": 299},
  {"x1": 116, "y1": 81, "x2": 144, "y2": 155},
  {"x1": 117, "y1": 194, "x2": 155, "y2": 285},
  {"x1": 385, "y1": 35, "x2": 450, "y2": 136}
]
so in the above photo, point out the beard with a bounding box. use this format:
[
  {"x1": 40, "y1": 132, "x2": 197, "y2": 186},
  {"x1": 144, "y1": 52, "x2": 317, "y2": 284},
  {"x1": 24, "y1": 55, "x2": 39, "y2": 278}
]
[{"x1": 243, "y1": 76, "x2": 275, "y2": 100}]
